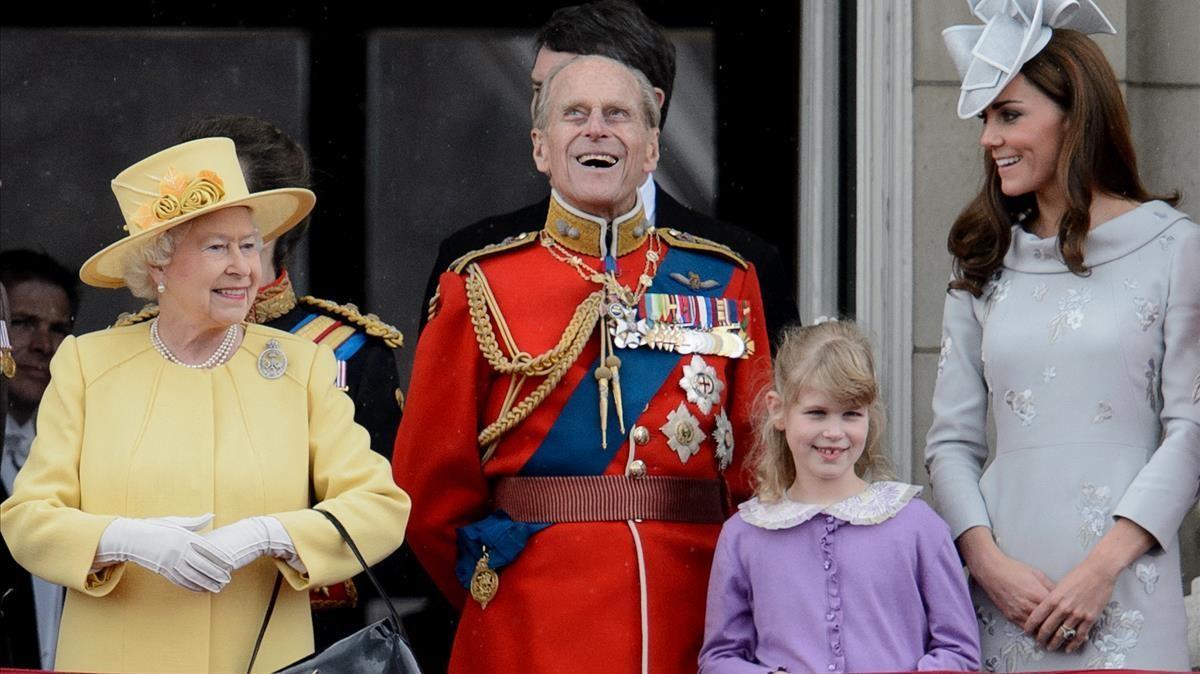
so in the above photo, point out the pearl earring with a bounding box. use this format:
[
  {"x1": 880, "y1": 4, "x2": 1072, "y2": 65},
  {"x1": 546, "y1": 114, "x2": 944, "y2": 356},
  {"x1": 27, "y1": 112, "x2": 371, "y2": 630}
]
[{"x1": 157, "y1": 281, "x2": 166, "y2": 294}]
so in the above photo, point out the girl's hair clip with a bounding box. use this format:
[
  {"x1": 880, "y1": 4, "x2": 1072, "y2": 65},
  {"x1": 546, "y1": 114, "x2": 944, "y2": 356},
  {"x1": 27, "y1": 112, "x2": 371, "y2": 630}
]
[{"x1": 813, "y1": 315, "x2": 839, "y2": 325}]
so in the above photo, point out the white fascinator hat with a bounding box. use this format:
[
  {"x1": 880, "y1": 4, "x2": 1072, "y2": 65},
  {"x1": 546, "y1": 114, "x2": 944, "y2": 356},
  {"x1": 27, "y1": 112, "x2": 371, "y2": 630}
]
[{"x1": 943, "y1": 0, "x2": 1116, "y2": 119}]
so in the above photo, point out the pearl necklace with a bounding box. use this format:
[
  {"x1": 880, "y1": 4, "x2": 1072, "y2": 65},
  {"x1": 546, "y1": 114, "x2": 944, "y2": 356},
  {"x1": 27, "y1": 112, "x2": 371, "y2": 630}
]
[{"x1": 150, "y1": 317, "x2": 239, "y2": 369}]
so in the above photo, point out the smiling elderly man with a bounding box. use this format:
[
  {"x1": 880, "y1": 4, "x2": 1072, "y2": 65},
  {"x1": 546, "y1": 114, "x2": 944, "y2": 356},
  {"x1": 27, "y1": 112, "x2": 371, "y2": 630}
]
[{"x1": 393, "y1": 55, "x2": 771, "y2": 673}]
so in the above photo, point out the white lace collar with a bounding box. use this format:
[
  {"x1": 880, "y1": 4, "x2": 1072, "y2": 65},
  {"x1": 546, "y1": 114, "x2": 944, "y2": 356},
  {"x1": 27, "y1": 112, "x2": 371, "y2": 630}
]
[{"x1": 737, "y1": 481, "x2": 922, "y2": 530}]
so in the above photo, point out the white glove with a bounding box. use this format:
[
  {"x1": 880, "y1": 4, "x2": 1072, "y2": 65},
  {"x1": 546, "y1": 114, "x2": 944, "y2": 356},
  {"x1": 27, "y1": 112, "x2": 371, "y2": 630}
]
[
  {"x1": 93, "y1": 513, "x2": 235, "y2": 593},
  {"x1": 204, "y1": 516, "x2": 306, "y2": 573}
]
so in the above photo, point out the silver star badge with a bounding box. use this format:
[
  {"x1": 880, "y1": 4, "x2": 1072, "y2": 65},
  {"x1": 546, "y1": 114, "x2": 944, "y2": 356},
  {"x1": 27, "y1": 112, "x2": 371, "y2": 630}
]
[
  {"x1": 661, "y1": 403, "x2": 702, "y2": 464},
  {"x1": 712, "y1": 408, "x2": 734, "y2": 471},
  {"x1": 680, "y1": 355, "x2": 723, "y2": 414}
]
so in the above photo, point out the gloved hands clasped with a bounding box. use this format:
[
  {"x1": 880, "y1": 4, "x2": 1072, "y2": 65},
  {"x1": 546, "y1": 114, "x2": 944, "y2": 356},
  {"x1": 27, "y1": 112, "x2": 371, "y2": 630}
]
[
  {"x1": 93, "y1": 513, "x2": 303, "y2": 592},
  {"x1": 92, "y1": 513, "x2": 234, "y2": 592}
]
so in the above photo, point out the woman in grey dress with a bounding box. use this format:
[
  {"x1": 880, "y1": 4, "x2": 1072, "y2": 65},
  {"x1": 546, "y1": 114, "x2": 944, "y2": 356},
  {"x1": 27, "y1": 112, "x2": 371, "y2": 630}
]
[{"x1": 927, "y1": 1, "x2": 1198, "y2": 670}]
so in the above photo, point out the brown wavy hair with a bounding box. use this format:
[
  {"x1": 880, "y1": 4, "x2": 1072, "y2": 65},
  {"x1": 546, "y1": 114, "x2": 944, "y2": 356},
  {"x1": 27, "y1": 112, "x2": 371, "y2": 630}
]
[
  {"x1": 948, "y1": 30, "x2": 1179, "y2": 296},
  {"x1": 749, "y1": 321, "x2": 891, "y2": 501}
]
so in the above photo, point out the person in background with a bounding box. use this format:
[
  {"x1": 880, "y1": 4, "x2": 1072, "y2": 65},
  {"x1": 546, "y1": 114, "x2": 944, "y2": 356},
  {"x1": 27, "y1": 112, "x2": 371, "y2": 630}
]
[{"x1": 0, "y1": 249, "x2": 76, "y2": 670}]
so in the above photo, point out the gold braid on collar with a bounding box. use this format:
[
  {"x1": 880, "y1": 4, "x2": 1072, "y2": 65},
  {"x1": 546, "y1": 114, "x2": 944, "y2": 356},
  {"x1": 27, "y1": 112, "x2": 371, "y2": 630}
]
[
  {"x1": 543, "y1": 191, "x2": 648, "y2": 258},
  {"x1": 248, "y1": 272, "x2": 298, "y2": 324}
]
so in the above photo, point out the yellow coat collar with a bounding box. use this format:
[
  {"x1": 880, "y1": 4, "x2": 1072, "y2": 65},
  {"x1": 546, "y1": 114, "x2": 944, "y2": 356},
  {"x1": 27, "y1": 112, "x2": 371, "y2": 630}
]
[{"x1": 542, "y1": 190, "x2": 649, "y2": 257}]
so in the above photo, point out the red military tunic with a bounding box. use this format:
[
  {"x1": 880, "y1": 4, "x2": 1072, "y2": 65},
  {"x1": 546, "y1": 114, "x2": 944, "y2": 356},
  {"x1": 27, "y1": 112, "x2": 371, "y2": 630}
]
[{"x1": 393, "y1": 193, "x2": 772, "y2": 673}]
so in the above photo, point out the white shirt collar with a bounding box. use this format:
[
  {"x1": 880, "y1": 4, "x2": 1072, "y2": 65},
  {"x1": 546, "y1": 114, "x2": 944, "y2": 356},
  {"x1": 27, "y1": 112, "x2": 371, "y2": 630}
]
[
  {"x1": 3, "y1": 411, "x2": 36, "y2": 494},
  {"x1": 639, "y1": 174, "x2": 657, "y2": 225},
  {"x1": 738, "y1": 481, "x2": 923, "y2": 530}
]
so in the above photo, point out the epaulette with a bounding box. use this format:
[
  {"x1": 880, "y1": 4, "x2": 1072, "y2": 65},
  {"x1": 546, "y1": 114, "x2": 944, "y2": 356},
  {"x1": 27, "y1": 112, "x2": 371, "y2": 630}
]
[
  {"x1": 658, "y1": 228, "x2": 748, "y2": 269},
  {"x1": 298, "y1": 296, "x2": 404, "y2": 349},
  {"x1": 111, "y1": 303, "x2": 160, "y2": 328},
  {"x1": 448, "y1": 231, "x2": 539, "y2": 274}
]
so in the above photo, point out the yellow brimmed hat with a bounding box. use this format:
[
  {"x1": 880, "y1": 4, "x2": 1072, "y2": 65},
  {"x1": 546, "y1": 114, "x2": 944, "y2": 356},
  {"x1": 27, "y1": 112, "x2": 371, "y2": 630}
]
[{"x1": 80, "y1": 137, "x2": 316, "y2": 288}]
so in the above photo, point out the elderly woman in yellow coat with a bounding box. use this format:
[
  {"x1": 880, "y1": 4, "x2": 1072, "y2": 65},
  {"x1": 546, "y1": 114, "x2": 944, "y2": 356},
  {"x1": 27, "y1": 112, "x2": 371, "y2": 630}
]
[{"x1": 0, "y1": 137, "x2": 411, "y2": 673}]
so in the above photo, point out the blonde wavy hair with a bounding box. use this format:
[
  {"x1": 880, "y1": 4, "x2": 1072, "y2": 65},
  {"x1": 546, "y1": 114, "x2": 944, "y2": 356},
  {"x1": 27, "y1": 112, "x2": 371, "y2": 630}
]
[{"x1": 749, "y1": 320, "x2": 891, "y2": 501}]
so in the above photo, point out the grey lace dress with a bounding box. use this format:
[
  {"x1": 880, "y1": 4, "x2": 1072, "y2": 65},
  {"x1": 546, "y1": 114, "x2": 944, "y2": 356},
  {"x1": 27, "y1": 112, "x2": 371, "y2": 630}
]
[{"x1": 925, "y1": 201, "x2": 1198, "y2": 671}]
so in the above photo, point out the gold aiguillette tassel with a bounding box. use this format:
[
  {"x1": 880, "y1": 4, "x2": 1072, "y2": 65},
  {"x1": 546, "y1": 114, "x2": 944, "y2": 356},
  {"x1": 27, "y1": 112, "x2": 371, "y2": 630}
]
[
  {"x1": 596, "y1": 312, "x2": 612, "y2": 449},
  {"x1": 602, "y1": 324, "x2": 626, "y2": 433}
]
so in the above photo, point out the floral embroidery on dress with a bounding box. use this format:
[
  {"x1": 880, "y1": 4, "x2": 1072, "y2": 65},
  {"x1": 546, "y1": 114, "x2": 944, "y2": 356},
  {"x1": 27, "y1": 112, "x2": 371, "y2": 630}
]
[
  {"x1": 1122, "y1": 278, "x2": 1138, "y2": 291},
  {"x1": 938, "y1": 335, "x2": 952, "y2": 376},
  {"x1": 1078, "y1": 483, "x2": 1112, "y2": 548},
  {"x1": 1144, "y1": 359, "x2": 1162, "y2": 413},
  {"x1": 976, "y1": 605, "x2": 997, "y2": 636},
  {"x1": 986, "y1": 277, "x2": 1011, "y2": 304},
  {"x1": 1132, "y1": 297, "x2": 1160, "y2": 331},
  {"x1": 1042, "y1": 367, "x2": 1056, "y2": 383},
  {"x1": 1032, "y1": 282, "x2": 1047, "y2": 302},
  {"x1": 1092, "y1": 401, "x2": 1113, "y2": 424},
  {"x1": 1049, "y1": 288, "x2": 1092, "y2": 342},
  {"x1": 1003, "y1": 389, "x2": 1037, "y2": 426},
  {"x1": 1087, "y1": 601, "x2": 1144, "y2": 669},
  {"x1": 997, "y1": 622, "x2": 1045, "y2": 672},
  {"x1": 1158, "y1": 234, "x2": 1176, "y2": 250},
  {"x1": 1135, "y1": 562, "x2": 1158, "y2": 595}
]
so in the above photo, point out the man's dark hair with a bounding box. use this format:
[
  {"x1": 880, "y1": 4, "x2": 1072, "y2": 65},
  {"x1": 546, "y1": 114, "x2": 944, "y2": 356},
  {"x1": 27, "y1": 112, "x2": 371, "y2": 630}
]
[
  {"x1": 177, "y1": 116, "x2": 312, "y2": 274},
  {"x1": 0, "y1": 249, "x2": 79, "y2": 320},
  {"x1": 535, "y1": 0, "x2": 677, "y2": 127}
]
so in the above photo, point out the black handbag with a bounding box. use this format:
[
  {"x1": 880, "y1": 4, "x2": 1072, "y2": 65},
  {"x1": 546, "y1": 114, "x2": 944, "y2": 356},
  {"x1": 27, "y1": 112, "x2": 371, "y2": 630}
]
[{"x1": 247, "y1": 508, "x2": 422, "y2": 674}]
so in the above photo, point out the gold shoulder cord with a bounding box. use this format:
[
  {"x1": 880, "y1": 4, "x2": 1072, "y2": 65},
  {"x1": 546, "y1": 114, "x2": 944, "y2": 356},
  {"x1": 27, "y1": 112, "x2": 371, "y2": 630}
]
[
  {"x1": 464, "y1": 262, "x2": 602, "y2": 458},
  {"x1": 111, "y1": 303, "x2": 160, "y2": 328},
  {"x1": 299, "y1": 296, "x2": 404, "y2": 349}
]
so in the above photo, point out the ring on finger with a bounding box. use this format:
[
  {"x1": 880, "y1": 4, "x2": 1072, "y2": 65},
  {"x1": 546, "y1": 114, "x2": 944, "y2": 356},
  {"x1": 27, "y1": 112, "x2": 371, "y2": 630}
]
[{"x1": 1057, "y1": 624, "x2": 1078, "y2": 641}]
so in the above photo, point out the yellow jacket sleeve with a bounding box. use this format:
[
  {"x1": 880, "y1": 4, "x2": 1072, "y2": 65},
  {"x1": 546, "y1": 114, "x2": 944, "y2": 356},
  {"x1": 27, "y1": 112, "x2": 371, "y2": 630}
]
[
  {"x1": 270, "y1": 343, "x2": 411, "y2": 589},
  {"x1": 0, "y1": 336, "x2": 125, "y2": 595}
]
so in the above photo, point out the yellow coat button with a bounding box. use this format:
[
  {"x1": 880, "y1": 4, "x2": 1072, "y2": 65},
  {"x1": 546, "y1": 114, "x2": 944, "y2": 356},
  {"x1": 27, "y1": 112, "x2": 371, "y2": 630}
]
[{"x1": 628, "y1": 459, "x2": 647, "y2": 478}]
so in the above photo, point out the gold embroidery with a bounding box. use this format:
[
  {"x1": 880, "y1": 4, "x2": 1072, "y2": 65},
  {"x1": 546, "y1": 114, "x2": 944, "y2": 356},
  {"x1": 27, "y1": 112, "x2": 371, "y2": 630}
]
[{"x1": 299, "y1": 296, "x2": 404, "y2": 350}]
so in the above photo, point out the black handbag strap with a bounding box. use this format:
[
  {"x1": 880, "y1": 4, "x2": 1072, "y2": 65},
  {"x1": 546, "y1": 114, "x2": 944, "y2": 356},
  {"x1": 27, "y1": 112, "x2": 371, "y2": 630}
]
[
  {"x1": 312, "y1": 508, "x2": 405, "y2": 630},
  {"x1": 247, "y1": 509, "x2": 405, "y2": 673},
  {"x1": 247, "y1": 573, "x2": 284, "y2": 673}
]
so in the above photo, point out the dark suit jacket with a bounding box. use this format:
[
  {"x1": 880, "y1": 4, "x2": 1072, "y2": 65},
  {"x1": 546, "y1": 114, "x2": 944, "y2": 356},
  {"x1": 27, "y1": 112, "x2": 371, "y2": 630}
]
[
  {"x1": 0, "y1": 480, "x2": 41, "y2": 669},
  {"x1": 419, "y1": 184, "x2": 799, "y2": 346}
]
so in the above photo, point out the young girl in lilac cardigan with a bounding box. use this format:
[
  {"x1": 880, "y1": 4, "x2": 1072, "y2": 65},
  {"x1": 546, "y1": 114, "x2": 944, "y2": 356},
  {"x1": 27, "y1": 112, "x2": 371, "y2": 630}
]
[{"x1": 699, "y1": 321, "x2": 980, "y2": 673}]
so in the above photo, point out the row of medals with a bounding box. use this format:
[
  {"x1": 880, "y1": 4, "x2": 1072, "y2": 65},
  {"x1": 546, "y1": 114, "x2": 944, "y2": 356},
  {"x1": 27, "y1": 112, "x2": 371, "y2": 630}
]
[{"x1": 605, "y1": 296, "x2": 749, "y2": 359}]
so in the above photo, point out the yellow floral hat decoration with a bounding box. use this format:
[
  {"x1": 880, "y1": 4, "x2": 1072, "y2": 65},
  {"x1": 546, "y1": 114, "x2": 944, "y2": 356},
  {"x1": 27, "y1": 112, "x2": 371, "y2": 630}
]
[{"x1": 80, "y1": 137, "x2": 316, "y2": 288}]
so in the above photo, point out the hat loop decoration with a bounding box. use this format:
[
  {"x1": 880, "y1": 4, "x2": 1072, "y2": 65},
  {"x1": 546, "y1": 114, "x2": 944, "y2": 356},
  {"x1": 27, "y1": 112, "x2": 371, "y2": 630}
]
[
  {"x1": 80, "y1": 137, "x2": 316, "y2": 289},
  {"x1": 943, "y1": 0, "x2": 1115, "y2": 119}
]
